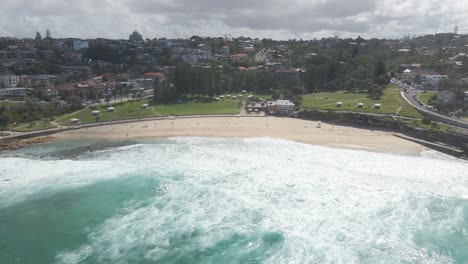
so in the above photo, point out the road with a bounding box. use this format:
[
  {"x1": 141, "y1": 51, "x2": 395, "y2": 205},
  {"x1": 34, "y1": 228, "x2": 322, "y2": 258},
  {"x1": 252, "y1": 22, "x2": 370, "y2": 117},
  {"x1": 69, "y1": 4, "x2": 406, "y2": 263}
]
[{"x1": 399, "y1": 86, "x2": 468, "y2": 129}]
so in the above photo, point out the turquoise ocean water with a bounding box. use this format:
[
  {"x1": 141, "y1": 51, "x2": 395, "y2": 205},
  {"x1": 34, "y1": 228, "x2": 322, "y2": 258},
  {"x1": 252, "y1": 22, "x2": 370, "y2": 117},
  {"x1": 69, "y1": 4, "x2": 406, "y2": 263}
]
[{"x1": 0, "y1": 137, "x2": 467, "y2": 264}]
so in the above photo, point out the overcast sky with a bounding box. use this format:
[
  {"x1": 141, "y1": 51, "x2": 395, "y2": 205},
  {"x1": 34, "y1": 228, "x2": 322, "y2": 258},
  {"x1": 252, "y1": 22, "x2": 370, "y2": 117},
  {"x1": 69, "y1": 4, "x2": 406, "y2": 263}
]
[{"x1": 0, "y1": 0, "x2": 466, "y2": 40}]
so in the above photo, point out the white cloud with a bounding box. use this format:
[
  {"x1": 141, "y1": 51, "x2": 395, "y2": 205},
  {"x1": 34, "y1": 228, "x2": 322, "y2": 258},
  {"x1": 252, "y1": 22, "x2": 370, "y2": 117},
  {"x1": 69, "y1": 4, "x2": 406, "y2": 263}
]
[{"x1": 0, "y1": 0, "x2": 466, "y2": 40}]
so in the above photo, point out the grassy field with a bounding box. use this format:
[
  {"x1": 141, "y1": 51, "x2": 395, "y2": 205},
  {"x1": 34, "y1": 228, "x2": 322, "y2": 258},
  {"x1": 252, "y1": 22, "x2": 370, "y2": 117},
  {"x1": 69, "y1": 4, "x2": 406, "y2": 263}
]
[
  {"x1": 55, "y1": 97, "x2": 242, "y2": 123},
  {"x1": 56, "y1": 99, "x2": 156, "y2": 124},
  {"x1": 418, "y1": 92, "x2": 437, "y2": 105},
  {"x1": 302, "y1": 85, "x2": 423, "y2": 118},
  {"x1": 13, "y1": 121, "x2": 57, "y2": 132},
  {"x1": 404, "y1": 119, "x2": 452, "y2": 132},
  {"x1": 154, "y1": 97, "x2": 241, "y2": 116}
]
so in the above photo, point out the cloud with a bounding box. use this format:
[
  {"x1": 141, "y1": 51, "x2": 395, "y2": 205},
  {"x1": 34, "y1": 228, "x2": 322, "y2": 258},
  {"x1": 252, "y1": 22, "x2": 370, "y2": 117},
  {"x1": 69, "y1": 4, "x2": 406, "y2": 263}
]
[{"x1": 0, "y1": 0, "x2": 466, "y2": 40}]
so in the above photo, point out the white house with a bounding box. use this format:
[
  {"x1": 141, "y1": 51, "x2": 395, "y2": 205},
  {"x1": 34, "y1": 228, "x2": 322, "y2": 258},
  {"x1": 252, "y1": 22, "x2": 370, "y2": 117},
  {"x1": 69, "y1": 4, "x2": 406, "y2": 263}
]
[
  {"x1": 0, "y1": 75, "x2": 18, "y2": 88},
  {"x1": 132, "y1": 78, "x2": 153, "y2": 91},
  {"x1": 0, "y1": 87, "x2": 29, "y2": 97},
  {"x1": 268, "y1": 100, "x2": 295, "y2": 116},
  {"x1": 463, "y1": 91, "x2": 468, "y2": 102},
  {"x1": 73, "y1": 40, "x2": 89, "y2": 51},
  {"x1": 420, "y1": 74, "x2": 448, "y2": 90}
]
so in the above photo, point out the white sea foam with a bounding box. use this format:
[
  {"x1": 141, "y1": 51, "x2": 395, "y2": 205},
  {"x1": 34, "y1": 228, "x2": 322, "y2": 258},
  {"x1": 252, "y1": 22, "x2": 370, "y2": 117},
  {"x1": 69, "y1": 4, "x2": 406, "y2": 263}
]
[
  {"x1": 1, "y1": 137, "x2": 467, "y2": 263},
  {"x1": 0, "y1": 158, "x2": 139, "y2": 208}
]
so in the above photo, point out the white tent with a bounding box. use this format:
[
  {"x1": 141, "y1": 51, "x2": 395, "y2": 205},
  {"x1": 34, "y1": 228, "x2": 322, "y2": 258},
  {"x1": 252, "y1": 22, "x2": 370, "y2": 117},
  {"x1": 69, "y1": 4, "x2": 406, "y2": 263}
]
[
  {"x1": 336, "y1": 102, "x2": 343, "y2": 107},
  {"x1": 69, "y1": 118, "x2": 80, "y2": 123},
  {"x1": 141, "y1": 104, "x2": 149, "y2": 108},
  {"x1": 91, "y1": 110, "x2": 101, "y2": 116},
  {"x1": 357, "y1": 103, "x2": 364, "y2": 108},
  {"x1": 241, "y1": 90, "x2": 247, "y2": 93},
  {"x1": 374, "y1": 104, "x2": 382, "y2": 109},
  {"x1": 107, "y1": 107, "x2": 115, "y2": 112}
]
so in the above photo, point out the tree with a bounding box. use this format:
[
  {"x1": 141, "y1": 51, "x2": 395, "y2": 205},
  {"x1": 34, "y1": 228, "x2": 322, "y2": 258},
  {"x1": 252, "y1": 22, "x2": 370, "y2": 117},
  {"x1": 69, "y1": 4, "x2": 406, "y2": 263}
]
[
  {"x1": 272, "y1": 90, "x2": 281, "y2": 100},
  {"x1": 35, "y1": 31, "x2": 42, "y2": 41},
  {"x1": 374, "y1": 60, "x2": 386, "y2": 77},
  {"x1": 368, "y1": 84, "x2": 384, "y2": 99},
  {"x1": 45, "y1": 29, "x2": 51, "y2": 39},
  {"x1": 84, "y1": 46, "x2": 120, "y2": 64},
  {"x1": 129, "y1": 31, "x2": 143, "y2": 42},
  {"x1": 373, "y1": 74, "x2": 390, "y2": 86},
  {"x1": 421, "y1": 117, "x2": 431, "y2": 125},
  {"x1": 67, "y1": 96, "x2": 83, "y2": 111},
  {"x1": 0, "y1": 105, "x2": 10, "y2": 128}
]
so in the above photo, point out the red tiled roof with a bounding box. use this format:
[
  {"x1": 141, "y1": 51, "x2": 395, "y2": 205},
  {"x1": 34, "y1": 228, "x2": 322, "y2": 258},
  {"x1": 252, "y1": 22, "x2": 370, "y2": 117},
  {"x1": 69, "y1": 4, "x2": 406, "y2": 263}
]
[
  {"x1": 231, "y1": 53, "x2": 248, "y2": 58},
  {"x1": 55, "y1": 83, "x2": 77, "y2": 91},
  {"x1": 144, "y1": 72, "x2": 165, "y2": 77}
]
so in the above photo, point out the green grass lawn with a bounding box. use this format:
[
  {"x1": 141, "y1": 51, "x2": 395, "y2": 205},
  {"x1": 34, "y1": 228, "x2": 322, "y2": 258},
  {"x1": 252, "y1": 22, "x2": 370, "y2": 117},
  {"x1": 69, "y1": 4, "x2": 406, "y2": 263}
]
[
  {"x1": 302, "y1": 85, "x2": 423, "y2": 118},
  {"x1": 418, "y1": 92, "x2": 437, "y2": 105},
  {"x1": 56, "y1": 99, "x2": 156, "y2": 124},
  {"x1": 404, "y1": 119, "x2": 452, "y2": 132},
  {"x1": 154, "y1": 97, "x2": 241, "y2": 116},
  {"x1": 13, "y1": 121, "x2": 57, "y2": 132}
]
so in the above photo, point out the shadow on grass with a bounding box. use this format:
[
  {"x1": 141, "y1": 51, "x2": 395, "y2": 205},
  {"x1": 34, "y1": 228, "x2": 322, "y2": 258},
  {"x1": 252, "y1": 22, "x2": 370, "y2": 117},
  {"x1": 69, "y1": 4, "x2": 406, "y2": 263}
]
[{"x1": 157, "y1": 96, "x2": 218, "y2": 106}]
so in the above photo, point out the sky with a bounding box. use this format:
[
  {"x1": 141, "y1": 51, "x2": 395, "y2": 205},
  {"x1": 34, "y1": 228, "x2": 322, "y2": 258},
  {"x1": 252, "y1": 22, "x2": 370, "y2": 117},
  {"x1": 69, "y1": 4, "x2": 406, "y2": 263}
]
[{"x1": 0, "y1": 0, "x2": 466, "y2": 40}]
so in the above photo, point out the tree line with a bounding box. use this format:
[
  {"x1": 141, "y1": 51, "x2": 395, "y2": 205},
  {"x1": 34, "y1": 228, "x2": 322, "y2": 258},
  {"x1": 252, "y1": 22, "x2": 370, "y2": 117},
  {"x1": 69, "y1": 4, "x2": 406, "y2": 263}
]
[
  {"x1": 0, "y1": 97, "x2": 83, "y2": 128},
  {"x1": 153, "y1": 63, "x2": 283, "y2": 102}
]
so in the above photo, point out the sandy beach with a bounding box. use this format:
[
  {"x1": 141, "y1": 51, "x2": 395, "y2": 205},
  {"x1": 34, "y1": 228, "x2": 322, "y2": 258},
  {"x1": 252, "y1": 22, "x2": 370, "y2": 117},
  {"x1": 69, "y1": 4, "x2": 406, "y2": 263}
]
[{"x1": 53, "y1": 116, "x2": 425, "y2": 155}]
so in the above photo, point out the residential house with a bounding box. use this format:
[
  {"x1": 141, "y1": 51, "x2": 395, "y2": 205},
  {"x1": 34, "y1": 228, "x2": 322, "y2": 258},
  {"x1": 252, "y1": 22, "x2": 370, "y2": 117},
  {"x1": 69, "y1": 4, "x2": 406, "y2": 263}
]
[
  {"x1": 420, "y1": 72, "x2": 448, "y2": 90},
  {"x1": 221, "y1": 45, "x2": 230, "y2": 55},
  {"x1": 55, "y1": 79, "x2": 105, "y2": 98},
  {"x1": 17, "y1": 75, "x2": 57, "y2": 90},
  {"x1": 73, "y1": 40, "x2": 89, "y2": 51},
  {"x1": 243, "y1": 46, "x2": 256, "y2": 54},
  {"x1": 132, "y1": 78, "x2": 153, "y2": 91},
  {"x1": 400, "y1": 69, "x2": 447, "y2": 89},
  {"x1": 230, "y1": 53, "x2": 249, "y2": 60},
  {"x1": 144, "y1": 72, "x2": 165, "y2": 83},
  {"x1": 0, "y1": 75, "x2": 18, "y2": 88},
  {"x1": 60, "y1": 65, "x2": 93, "y2": 79},
  {"x1": 0, "y1": 87, "x2": 30, "y2": 97}
]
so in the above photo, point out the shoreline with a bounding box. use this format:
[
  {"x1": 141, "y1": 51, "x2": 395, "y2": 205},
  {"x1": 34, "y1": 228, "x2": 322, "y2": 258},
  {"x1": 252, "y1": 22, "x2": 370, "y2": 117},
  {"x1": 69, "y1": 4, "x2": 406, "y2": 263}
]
[{"x1": 53, "y1": 116, "x2": 426, "y2": 156}]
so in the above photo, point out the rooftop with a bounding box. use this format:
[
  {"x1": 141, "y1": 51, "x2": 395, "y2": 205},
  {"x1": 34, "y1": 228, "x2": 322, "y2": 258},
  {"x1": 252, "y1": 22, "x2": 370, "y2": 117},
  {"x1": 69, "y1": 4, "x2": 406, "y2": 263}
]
[{"x1": 275, "y1": 100, "x2": 295, "y2": 106}]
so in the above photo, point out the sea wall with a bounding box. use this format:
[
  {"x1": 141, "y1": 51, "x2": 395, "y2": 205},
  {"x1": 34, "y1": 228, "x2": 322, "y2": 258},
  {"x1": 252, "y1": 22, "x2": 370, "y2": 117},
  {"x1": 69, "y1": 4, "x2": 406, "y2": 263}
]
[{"x1": 298, "y1": 109, "x2": 468, "y2": 156}]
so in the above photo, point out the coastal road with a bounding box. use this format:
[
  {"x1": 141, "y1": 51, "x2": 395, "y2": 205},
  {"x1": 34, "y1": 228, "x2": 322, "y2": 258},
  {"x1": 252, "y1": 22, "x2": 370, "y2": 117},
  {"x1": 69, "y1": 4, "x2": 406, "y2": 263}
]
[{"x1": 400, "y1": 89, "x2": 468, "y2": 129}]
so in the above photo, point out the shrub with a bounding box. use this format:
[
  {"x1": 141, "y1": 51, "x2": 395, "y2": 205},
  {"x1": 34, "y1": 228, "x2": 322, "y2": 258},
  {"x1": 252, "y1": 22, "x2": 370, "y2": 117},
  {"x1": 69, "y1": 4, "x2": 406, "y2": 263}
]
[{"x1": 421, "y1": 117, "x2": 431, "y2": 125}]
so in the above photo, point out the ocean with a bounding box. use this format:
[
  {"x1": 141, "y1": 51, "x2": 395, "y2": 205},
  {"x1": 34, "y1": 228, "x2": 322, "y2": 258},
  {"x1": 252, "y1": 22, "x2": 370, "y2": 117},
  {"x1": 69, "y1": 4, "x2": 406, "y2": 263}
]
[{"x1": 0, "y1": 137, "x2": 467, "y2": 264}]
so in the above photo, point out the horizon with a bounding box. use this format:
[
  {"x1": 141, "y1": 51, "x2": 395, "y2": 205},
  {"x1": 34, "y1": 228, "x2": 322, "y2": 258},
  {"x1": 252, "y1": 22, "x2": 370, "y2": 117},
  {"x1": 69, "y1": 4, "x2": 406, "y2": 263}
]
[
  {"x1": 1, "y1": 0, "x2": 466, "y2": 41},
  {"x1": 0, "y1": 30, "x2": 465, "y2": 42}
]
